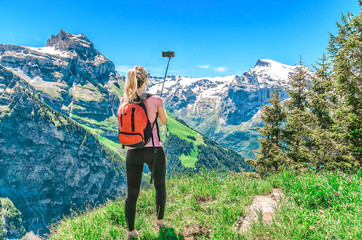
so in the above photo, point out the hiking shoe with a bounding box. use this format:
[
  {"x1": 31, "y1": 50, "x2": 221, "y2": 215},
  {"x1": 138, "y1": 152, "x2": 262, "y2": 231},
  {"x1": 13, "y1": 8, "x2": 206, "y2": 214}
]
[
  {"x1": 127, "y1": 230, "x2": 139, "y2": 239},
  {"x1": 155, "y1": 222, "x2": 167, "y2": 231}
]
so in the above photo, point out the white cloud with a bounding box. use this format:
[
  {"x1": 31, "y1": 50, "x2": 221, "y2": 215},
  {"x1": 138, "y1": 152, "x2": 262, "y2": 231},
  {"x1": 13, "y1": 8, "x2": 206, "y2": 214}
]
[
  {"x1": 144, "y1": 66, "x2": 165, "y2": 77},
  {"x1": 213, "y1": 66, "x2": 227, "y2": 72},
  {"x1": 116, "y1": 65, "x2": 131, "y2": 73},
  {"x1": 192, "y1": 47, "x2": 198, "y2": 52},
  {"x1": 197, "y1": 65, "x2": 210, "y2": 69},
  {"x1": 197, "y1": 65, "x2": 227, "y2": 72}
]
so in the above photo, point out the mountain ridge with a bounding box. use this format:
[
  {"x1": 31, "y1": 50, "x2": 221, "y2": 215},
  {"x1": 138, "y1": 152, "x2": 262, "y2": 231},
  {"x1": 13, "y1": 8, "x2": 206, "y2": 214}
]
[{"x1": 148, "y1": 59, "x2": 313, "y2": 158}]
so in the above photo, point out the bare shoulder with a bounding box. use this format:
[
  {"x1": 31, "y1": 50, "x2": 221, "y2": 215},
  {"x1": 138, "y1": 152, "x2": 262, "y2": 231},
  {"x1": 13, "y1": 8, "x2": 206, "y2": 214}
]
[{"x1": 147, "y1": 94, "x2": 163, "y2": 104}]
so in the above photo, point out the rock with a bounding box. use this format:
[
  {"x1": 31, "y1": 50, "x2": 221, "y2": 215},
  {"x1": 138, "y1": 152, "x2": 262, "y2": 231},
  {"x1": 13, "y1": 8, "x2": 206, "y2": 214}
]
[
  {"x1": 271, "y1": 188, "x2": 284, "y2": 202},
  {"x1": 235, "y1": 188, "x2": 283, "y2": 233},
  {"x1": 255, "y1": 59, "x2": 272, "y2": 67},
  {"x1": 46, "y1": 29, "x2": 100, "y2": 59},
  {"x1": 21, "y1": 231, "x2": 42, "y2": 240},
  {"x1": 262, "y1": 212, "x2": 273, "y2": 224}
]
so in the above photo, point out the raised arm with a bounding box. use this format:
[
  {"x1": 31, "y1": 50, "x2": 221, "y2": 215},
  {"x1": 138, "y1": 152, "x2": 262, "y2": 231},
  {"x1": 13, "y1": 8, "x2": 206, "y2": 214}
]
[{"x1": 157, "y1": 101, "x2": 168, "y2": 125}]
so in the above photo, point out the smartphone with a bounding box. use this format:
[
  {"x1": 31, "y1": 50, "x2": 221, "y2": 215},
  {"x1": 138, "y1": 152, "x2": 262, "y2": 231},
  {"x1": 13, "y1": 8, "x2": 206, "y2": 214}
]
[{"x1": 162, "y1": 51, "x2": 175, "y2": 58}]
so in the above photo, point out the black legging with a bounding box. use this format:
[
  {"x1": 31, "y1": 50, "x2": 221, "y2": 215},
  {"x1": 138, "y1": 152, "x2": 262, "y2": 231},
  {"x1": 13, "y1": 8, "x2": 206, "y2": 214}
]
[{"x1": 125, "y1": 147, "x2": 166, "y2": 231}]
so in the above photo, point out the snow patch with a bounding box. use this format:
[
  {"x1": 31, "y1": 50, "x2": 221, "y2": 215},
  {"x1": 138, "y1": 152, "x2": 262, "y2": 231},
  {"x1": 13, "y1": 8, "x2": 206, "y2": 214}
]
[
  {"x1": 219, "y1": 118, "x2": 226, "y2": 126},
  {"x1": 23, "y1": 46, "x2": 70, "y2": 58},
  {"x1": 10, "y1": 68, "x2": 45, "y2": 84}
]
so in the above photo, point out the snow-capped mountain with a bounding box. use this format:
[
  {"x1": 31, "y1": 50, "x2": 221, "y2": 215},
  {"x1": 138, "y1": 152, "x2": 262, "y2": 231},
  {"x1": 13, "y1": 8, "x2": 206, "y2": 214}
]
[
  {"x1": 0, "y1": 29, "x2": 122, "y2": 123},
  {"x1": 148, "y1": 59, "x2": 312, "y2": 158},
  {"x1": 148, "y1": 74, "x2": 235, "y2": 119}
]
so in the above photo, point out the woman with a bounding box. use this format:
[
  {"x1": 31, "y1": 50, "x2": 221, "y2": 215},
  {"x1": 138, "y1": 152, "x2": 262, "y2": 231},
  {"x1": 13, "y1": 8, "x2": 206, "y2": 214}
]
[{"x1": 120, "y1": 65, "x2": 168, "y2": 239}]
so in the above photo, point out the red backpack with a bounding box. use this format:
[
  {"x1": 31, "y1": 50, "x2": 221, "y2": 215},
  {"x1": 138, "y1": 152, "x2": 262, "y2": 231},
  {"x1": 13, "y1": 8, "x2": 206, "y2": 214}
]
[
  {"x1": 117, "y1": 93, "x2": 162, "y2": 184},
  {"x1": 117, "y1": 94, "x2": 154, "y2": 148}
]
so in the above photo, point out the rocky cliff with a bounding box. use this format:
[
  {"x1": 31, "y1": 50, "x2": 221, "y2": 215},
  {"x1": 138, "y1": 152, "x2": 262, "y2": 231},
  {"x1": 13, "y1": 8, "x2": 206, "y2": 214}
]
[
  {"x1": 0, "y1": 29, "x2": 123, "y2": 123},
  {"x1": 0, "y1": 66, "x2": 126, "y2": 236}
]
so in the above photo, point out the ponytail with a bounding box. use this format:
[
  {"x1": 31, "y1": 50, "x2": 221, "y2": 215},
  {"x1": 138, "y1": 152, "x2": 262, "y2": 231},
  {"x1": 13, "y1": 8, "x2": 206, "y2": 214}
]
[{"x1": 121, "y1": 65, "x2": 148, "y2": 107}]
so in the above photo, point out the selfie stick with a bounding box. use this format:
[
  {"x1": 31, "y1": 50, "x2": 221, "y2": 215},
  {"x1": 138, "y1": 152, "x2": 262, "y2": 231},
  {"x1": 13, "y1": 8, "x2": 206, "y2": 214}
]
[{"x1": 160, "y1": 51, "x2": 175, "y2": 97}]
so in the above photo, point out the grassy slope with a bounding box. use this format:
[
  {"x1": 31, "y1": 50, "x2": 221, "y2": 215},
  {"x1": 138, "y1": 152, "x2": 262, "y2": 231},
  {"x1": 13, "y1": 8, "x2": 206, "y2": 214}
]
[
  {"x1": 49, "y1": 170, "x2": 362, "y2": 239},
  {"x1": 65, "y1": 79, "x2": 126, "y2": 161},
  {"x1": 70, "y1": 113, "x2": 127, "y2": 160},
  {"x1": 182, "y1": 111, "x2": 262, "y2": 159},
  {"x1": 98, "y1": 135, "x2": 125, "y2": 160},
  {"x1": 166, "y1": 111, "x2": 205, "y2": 168}
]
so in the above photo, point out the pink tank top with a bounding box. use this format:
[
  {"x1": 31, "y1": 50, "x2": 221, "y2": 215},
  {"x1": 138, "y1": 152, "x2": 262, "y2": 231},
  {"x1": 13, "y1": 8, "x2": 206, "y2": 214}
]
[{"x1": 125, "y1": 95, "x2": 164, "y2": 149}]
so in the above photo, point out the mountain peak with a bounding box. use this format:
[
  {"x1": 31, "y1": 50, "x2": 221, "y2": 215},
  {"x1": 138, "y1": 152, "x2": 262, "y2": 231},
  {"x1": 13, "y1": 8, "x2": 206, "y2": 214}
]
[
  {"x1": 46, "y1": 30, "x2": 100, "y2": 59},
  {"x1": 46, "y1": 30, "x2": 89, "y2": 47},
  {"x1": 254, "y1": 59, "x2": 279, "y2": 67}
]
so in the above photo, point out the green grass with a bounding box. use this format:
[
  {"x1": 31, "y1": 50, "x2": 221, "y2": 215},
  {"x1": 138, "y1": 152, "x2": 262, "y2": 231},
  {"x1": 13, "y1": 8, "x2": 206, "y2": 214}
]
[
  {"x1": 109, "y1": 82, "x2": 123, "y2": 99},
  {"x1": 72, "y1": 104, "x2": 86, "y2": 110},
  {"x1": 71, "y1": 82, "x2": 105, "y2": 102},
  {"x1": 49, "y1": 170, "x2": 362, "y2": 239},
  {"x1": 37, "y1": 106, "x2": 70, "y2": 127},
  {"x1": 167, "y1": 117, "x2": 203, "y2": 145},
  {"x1": 78, "y1": 123, "x2": 103, "y2": 135},
  {"x1": 71, "y1": 115, "x2": 125, "y2": 160},
  {"x1": 0, "y1": 198, "x2": 25, "y2": 237},
  {"x1": 0, "y1": 106, "x2": 13, "y2": 118},
  {"x1": 178, "y1": 150, "x2": 199, "y2": 168},
  {"x1": 71, "y1": 114, "x2": 118, "y2": 133},
  {"x1": 177, "y1": 109, "x2": 262, "y2": 159},
  {"x1": 167, "y1": 115, "x2": 205, "y2": 168},
  {"x1": 33, "y1": 85, "x2": 64, "y2": 99},
  {"x1": 98, "y1": 135, "x2": 124, "y2": 160},
  {"x1": 72, "y1": 114, "x2": 125, "y2": 159}
]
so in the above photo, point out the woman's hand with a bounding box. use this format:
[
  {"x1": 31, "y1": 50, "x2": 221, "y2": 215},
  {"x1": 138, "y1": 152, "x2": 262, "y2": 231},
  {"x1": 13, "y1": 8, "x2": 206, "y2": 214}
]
[{"x1": 158, "y1": 102, "x2": 168, "y2": 125}]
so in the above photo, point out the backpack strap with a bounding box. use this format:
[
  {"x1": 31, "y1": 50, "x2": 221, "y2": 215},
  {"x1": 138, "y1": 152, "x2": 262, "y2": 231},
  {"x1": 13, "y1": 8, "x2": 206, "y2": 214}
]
[
  {"x1": 146, "y1": 93, "x2": 162, "y2": 185},
  {"x1": 144, "y1": 93, "x2": 161, "y2": 141},
  {"x1": 154, "y1": 112, "x2": 161, "y2": 141},
  {"x1": 136, "y1": 93, "x2": 152, "y2": 120},
  {"x1": 150, "y1": 129, "x2": 158, "y2": 185},
  {"x1": 150, "y1": 111, "x2": 158, "y2": 184},
  {"x1": 146, "y1": 93, "x2": 153, "y2": 99}
]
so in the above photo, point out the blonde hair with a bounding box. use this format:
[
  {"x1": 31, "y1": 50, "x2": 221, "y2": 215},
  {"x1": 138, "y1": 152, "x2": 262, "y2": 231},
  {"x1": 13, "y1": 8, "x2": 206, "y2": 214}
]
[{"x1": 122, "y1": 65, "x2": 148, "y2": 106}]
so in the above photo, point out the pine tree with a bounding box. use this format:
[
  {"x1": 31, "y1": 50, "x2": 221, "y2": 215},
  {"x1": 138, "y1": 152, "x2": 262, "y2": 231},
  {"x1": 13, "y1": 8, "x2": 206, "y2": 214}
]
[
  {"x1": 308, "y1": 53, "x2": 334, "y2": 129},
  {"x1": 327, "y1": 7, "x2": 362, "y2": 170},
  {"x1": 306, "y1": 54, "x2": 339, "y2": 171},
  {"x1": 248, "y1": 83, "x2": 288, "y2": 174},
  {"x1": 284, "y1": 57, "x2": 312, "y2": 170}
]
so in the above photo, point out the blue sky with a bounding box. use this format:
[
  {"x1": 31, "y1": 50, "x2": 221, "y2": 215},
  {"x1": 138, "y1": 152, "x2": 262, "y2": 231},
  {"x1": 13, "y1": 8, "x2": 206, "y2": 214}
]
[{"x1": 0, "y1": 0, "x2": 360, "y2": 77}]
